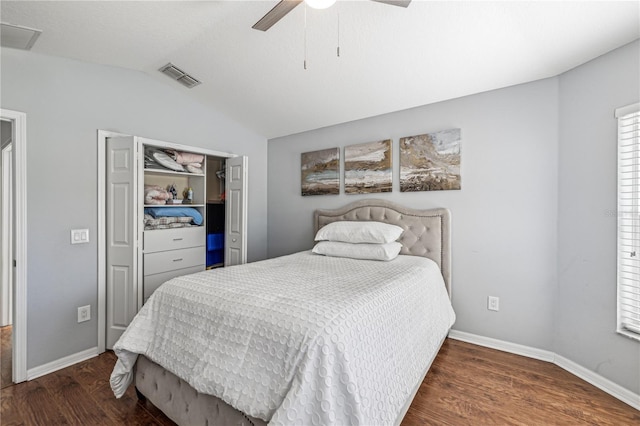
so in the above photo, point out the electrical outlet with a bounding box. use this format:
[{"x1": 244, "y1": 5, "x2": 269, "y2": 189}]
[
  {"x1": 487, "y1": 296, "x2": 500, "y2": 312},
  {"x1": 77, "y1": 305, "x2": 91, "y2": 323}
]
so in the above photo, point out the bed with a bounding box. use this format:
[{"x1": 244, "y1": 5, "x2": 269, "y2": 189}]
[{"x1": 110, "y1": 199, "x2": 455, "y2": 425}]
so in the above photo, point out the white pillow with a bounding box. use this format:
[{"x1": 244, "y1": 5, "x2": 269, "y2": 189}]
[
  {"x1": 312, "y1": 241, "x2": 403, "y2": 261},
  {"x1": 314, "y1": 221, "x2": 404, "y2": 244}
]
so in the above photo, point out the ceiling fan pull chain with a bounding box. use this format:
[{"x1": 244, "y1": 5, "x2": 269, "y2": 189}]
[
  {"x1": 336, "y1": 3, "x2": 340, "y2": 58},
  {"x1": 304, "y1": 3, "x2": 308, "y2": 70}
]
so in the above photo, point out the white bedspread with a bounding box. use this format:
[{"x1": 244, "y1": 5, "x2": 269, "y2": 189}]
[{"x1": 110, "y1": 251, "x2": 455, "y2": 425}]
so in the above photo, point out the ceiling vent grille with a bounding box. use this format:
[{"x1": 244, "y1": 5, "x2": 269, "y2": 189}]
[
  {"x1": 1, "y1": 22, "x2": 42, "y2": 50},
  {"x1": 159, "y1": 63, "x2": 201, "y2": 89}
]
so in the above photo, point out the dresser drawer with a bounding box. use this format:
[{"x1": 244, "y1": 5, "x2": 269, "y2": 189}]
[
  {"x1": 143, "y1": 265, "x2": 204, "y2": 302},
  {"x1": 144, "y1": 227, "x2": 205, "y2": 253},
  {"x1": 144, "y1": 246, "x2": 205, "y2": 276}
]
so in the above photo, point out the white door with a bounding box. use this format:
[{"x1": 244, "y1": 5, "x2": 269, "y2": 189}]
[
  {"x1": 106, "y1": 136, "x2": 139, "y2": 348},
  {"x1": 225, "y1": 156, "x2": 247, "y2": 266}
]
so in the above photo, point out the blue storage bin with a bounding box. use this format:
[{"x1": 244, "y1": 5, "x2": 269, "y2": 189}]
[
  {"x1": 207, "y1": 250, "x2": 224, "y2": 266},
  {"x1": 207, "y1": 233, "x2": 224, "y2": 250}
]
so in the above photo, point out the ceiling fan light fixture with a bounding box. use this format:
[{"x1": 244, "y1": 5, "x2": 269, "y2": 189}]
[
  {"x1": 252, "y1": 0, "x2": 410, "y2": 32},
  {"x1": 304, "y1": 0, "x2": 337, "y2": 10}
]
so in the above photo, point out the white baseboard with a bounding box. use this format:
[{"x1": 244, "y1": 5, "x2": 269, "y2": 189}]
[
  {"x1": 27, "y1": 347, "x2": 99, "y2": 381},
  {"x1": 554, "y1": 354, "x2": 640, "y2": 411},
  {"x1": 448, "y1": 330, "x2": 555, "y2": 362},
  {"x1": 448, "y1": 330, "x2": 639, "y2": 411}
]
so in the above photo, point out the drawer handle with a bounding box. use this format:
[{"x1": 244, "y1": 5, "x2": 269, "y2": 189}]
[
  {"x1": 172, "y1": 258, "x2": 183, "y2": 262},
  {"x1": 173, "y1": 238, "x2": 183, "y2": 241}
]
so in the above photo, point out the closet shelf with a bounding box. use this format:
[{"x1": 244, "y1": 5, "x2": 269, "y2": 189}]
[
  {"x1": 144, "y1": 168, "x2": 204, "y2": 177},
  {"x1": 144, "y1": 204, "x2": 205, "y2": 208}
]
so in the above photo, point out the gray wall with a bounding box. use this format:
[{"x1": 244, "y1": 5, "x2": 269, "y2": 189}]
[
  {"x1": 268, "y1": 40, "x2": 640, "y2": 396},
  {"x1": 0, "y1": 48, "x2": 268, "y2": 369},
  {"x1": 268, "y1": 78, "x2": 560, "y2": 352},
  {"x1": 556, "y1": 40, "x2": 640, "y2": 393}
]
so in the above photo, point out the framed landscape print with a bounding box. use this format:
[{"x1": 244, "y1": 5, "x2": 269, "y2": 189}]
[
  {"x1": 301, "y1": 147, "x2": 340, "y2": 196},
  {"x1": 344, "y1": 139, "x2": 392, "y2": 194},
  {"x1": 400, "y1": 129, "x2": 461, "y2": 192}
]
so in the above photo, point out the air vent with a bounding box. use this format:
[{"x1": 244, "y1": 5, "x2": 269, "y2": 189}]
[
  {"x1": 177, "y1": 74, "x2": 201, "y2": 89},
  {"x1": 159, "y1": 63, "x2": 201, "y2": 89},
  {"x1": 160, "y1": 63, "x2": 185, "y2": 79},
  {"x1": 1, "y1": 22, "x2": 42, "y2": 50}
]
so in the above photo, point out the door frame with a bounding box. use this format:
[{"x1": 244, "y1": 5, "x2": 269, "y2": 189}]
[
  {"x1": 1, "y1": 143, "x2": 13, "y2": 327},
  {"x1": 1, "y1": 109, "x2": 27, "y2": 383},
  {"x1": 97, "y1": 131, "x2": 245, "y2": 352}
]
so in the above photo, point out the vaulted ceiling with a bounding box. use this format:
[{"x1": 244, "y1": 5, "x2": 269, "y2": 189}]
[{"x1": 2, "y1": 1, "x2": 639, "y2": 138}]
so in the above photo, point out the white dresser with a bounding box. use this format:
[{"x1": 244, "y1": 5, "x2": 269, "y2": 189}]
[{"x1": 142, "y1": 227, "x2": 206, "y2": 302}]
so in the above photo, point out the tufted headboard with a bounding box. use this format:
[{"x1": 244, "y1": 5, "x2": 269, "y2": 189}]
[{"x1": 314, "y1": 199, "x2": 451, "y2": 296}]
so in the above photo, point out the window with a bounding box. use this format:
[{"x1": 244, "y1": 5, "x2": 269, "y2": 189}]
[{"x1": 617, "y1": 102, "x2": 640, "y2": 341}]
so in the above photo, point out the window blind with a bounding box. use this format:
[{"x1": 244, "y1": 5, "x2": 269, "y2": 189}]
[{"x1": 617, "y1": 102, "x2": 640, "y2": 339}]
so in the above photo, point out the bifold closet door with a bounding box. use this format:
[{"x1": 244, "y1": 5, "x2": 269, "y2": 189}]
[
  {"x1": 225, "y1": 156, "x2": 247, "y2": 266},
  {"x1": 106, "y1": 136, "x2": 138, "y2": 349}
]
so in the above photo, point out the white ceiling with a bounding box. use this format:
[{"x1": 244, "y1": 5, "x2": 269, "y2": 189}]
[{"x1": 1, "y1": 1, "x2": 639, "y2": 138}]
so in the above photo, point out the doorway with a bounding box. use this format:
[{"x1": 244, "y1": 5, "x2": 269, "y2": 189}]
[
  {"x1": 0, "y1": 109, "x2": 27, "y2": 384},
  {"x1": 0, "y1": 121, "x2": 13, "y2": 388}
]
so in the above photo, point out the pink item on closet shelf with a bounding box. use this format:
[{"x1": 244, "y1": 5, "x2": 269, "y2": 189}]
[
  {"x1": 144, "y1": 185, "x2": 171, "y2": 205},
  {"x1": 167, "y1": 150, "x2": 204, "y2": 165}
]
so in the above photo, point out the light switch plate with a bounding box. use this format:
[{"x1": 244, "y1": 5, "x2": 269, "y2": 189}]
[
  {"x1": 71, "y1": 229, "x2": 89, "y2": 244},
  {"x1": 77, "y1": 305, "x2": 90, "y2": 323}
]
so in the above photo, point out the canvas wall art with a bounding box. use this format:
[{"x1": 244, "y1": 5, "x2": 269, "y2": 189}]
[
  {"x1": 301, "y1": 147, "x2": 340, "y2": 196},
  {"x1": 400, "y1": 129, "x2": 461, "y2": 192},
  {"x1": 344, "y1": 139, "x2": 392, "y2": 194}
]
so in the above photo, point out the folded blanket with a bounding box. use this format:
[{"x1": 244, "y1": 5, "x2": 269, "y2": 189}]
[
  {"x1": 186, "y1": 163, "x2": 204, "y2": 174},
  {"x1": 168, "y1": 150, "x2": 204, "y2": 165},
  {"x1": 144, "y1": 185, "x2": 171, "y2": 205},
  {"x1": 144, "y1": 206, "x2": 203, "y2": 226},
  {"x1": 143, "y1": 214, "x2": 194, "y2": 230}
]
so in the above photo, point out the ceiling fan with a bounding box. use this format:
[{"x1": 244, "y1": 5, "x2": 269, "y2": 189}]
[{"x1": 252, "y1": 0, "x2": 412, "y2": 31}]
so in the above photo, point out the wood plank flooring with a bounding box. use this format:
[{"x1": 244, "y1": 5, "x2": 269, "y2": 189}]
[
  {"x1": 1, "y1": 325, "x2": 12, "y2": 389},
  {"x1": 402, "y1": 339, "x2": 639, "y2": 425},
  {"x1": 1, "y1": 338, "x2": 638, "y2": 425}
]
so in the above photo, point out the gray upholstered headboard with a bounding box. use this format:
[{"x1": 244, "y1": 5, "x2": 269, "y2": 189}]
[{"x1": 314, "y1": 199, "x2": 451, "y2": 296}]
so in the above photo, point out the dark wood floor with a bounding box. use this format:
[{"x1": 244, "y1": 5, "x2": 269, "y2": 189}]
[
  {"x1": 1, "y1": 338, "x2": 638, "y2": 425},
  {"x1": 402, "y1": 339, "x2": 639, "y2": 425},
  {"x1": 1, "y1": 325, "x2": 12, "y2": 389}
]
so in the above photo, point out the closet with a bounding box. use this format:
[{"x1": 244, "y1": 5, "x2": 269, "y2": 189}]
[
  {"x1": 104, "y1": 135, "x2": 247, "y2": 348},
  {"x1": 205, "y1": 157, "x2": 225, "y2": 268}
]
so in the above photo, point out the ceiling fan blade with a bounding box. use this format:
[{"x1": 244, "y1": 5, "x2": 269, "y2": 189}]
[
  {"x1": 252, "y1": 0, "x2": 303, "y2": 32},
  {"x1": 371, "y1": 0, "x2": 412, "y2": 7}
]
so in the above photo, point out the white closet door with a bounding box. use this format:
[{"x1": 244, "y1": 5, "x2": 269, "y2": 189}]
[
  {"x1": 106, "y1": 136, "x2": 138, "y2": 349},
  {"x1": 225, "y1": 156, "x2": 247, "y2": 266}
]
